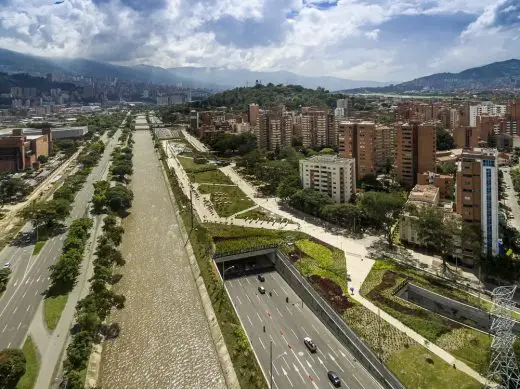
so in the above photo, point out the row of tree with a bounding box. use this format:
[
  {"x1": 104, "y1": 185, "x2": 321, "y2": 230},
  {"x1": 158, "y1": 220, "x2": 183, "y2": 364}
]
[
  {"x1": 62, "y1": 215, "x2": 126, "y2": 387},
  {"x1": 0, "y1": 176, "x2": 30, "y2": 205},
  {"x1": 62, "y1": 114, "x2": 135, "y2": 388},
  {"x1": 47, "y1": 218, "x2": 94, "y2": 294}
]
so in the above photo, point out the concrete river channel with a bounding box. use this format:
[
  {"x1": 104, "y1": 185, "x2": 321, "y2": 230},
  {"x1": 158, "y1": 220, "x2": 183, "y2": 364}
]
[{"x1": 99, "y1": 118, "x2": 226, "y2": 388}]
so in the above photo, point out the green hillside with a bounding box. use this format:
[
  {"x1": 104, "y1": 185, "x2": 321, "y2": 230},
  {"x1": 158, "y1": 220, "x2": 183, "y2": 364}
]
[{"x1": 190, "y1": 84, "x2": 345, "y2": 111}]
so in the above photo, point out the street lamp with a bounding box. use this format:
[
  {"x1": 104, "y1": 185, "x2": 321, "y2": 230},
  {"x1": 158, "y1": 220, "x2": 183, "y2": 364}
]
[{"x1": 222, "y1": 264, "x2": 235, "y2": 282}]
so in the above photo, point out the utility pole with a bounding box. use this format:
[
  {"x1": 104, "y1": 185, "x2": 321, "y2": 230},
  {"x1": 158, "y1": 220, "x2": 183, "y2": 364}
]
[
  {"x1": 270, "y1": 340, "x2": 273, "y2": 389},
  {"x1": 377, "y1": 307, "x2": 382, "y2": 360}
]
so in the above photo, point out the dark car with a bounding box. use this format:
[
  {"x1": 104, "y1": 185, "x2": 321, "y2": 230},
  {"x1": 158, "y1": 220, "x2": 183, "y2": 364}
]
[
  {"x1": 303, "y1": 337, "x2": 317, "y2": 353},
  {"x1": 257, "y1": 274, "x2": 265, "y2": 282},
  {"x1": 258, "y1": 286, "x2": 266, "y2": 294},
  {"x1": 327, "y1": 371, "x2": 341, "y2": 387}
]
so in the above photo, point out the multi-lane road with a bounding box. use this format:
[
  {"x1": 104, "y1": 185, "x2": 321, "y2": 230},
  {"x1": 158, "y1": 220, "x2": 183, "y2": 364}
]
[
  {"x1": 0, "y1": 125, "x2": 123, "y2": 351},
  {"x1": 226, "y1": 272, "x2": 382, "y2": 389}
]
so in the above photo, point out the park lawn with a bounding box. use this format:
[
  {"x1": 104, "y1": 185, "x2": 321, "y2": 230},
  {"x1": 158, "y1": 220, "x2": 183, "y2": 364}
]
[
  {"x1": 198, "y1": 184, "x2": 255, "y2": 217},
  {"x1": 32, "y1": 240, "x2": 46, "y2": 256},
  {"x1": 177, "y1": 155, "x2": 204, "y2": 171},
  {"x1": 44, "y1": 294, "x2": 68, "y2": 330},
  {"x1": 17, "y1": 336, "x2": 39, "y2": 389},
  {"x1": 193, "y1": 170, "x2": 234, "y2": 185},
  {"x1": 387, "y1": 345, "x2": 482, "y2": 389},
  {"x1": 235, "y1": 208, "x2": 287, "y2": 223}
]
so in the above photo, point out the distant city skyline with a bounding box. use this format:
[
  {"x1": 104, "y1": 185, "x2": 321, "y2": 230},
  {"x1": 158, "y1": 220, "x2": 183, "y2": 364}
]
[{"x1": 0, "y1": 0, "x2": 518, "y2": 82}]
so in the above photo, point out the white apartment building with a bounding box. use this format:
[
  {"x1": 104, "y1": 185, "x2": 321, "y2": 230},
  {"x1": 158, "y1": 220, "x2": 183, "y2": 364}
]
[
  {"x1": 469, "y1": 102, "x2": 507, "y2": 127},
  {"x1": 299, "y1": 155, "x2": 356, "y2": 204}
]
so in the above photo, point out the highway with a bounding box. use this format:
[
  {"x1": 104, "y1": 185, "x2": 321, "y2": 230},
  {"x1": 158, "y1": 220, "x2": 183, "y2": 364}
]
[
  {"x1": 0, "y1": 125, "x2": 124, "y2": 351},
  {"x1": 225, "y1": 272, "x2": 382, "y2": 389}
]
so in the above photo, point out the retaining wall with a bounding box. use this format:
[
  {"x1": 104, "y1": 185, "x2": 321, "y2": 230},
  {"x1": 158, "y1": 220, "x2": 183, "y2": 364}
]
[
  {"x1": 396, "y1": 282, "x2": 520, "y2": 334},
  {"x1": 273, "y1": 252, "x2": 404, "y2": 389}
]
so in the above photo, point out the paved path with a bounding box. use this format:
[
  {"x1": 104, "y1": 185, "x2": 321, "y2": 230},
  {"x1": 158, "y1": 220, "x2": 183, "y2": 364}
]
[{"x1": 502, "y1": 166, "x2": 520, "y2": 231}]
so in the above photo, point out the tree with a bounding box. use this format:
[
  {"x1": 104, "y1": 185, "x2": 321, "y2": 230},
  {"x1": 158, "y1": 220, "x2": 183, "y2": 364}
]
[
  {"x1": 276, "y1": 175, "x2": 301, "y2": 201},
  {"x1": 359, "y1": 191, "x2": 406, "y2": 248},
  {"x1": 22, "y1": 199, "x2": 71, "y2": 231},
  {"x1": 438, "y1": 161, "x2": 457, "y2": 175},
  {"x1": 487, "y1": 132, "x2": 497, "y2": 148},
  {"x1": 0, "y1": 348, "x2": 26, "y2": 389},
  {"x1": 37, "y1": 155, "x2": 49, "y2": 164},
  {"x1": 436, "y1": 128, "x2": 455, "y2": 151},
  {"x1": 111, "y1": 161, "x2": 133, "y2": 181},
  {"x1": 288, "y1": 189, "x2": 333, "y2": 216},
  {"x1": 321, "y1": 203, "x2": 365, "y2": 233},
  {"x1": 92, "y1": 181, "x2": 109, "y2": 214},
  {"x1": 412, "y1": 205, "x2": 461, "y2": 271},
  {"x1": 105, "y1": 184, "x2": 133, "y2": 213},
  {"x1": 0, "y1": 177, "x2": 30, "y2": 203}
]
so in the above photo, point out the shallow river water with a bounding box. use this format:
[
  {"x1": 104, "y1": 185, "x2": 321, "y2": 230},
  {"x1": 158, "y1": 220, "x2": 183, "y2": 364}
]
[{"x1": 99, "y1": 126, "x2": 226, "y2": 389}]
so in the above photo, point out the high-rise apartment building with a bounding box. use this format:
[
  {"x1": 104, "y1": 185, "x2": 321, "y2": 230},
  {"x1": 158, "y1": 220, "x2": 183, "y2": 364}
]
[
  {"x1": 335, "y1": 98, "x2": 349, "y2": 118},
  {"x1": 469, "y1": 102, "x2": 507, "y2": 127},
  {"x1": 299, "y1": 155, "x2": 356, "y2": 204},
  {"x1": 301, "y1": 109, "x2": 335, "y2": 148},
  {"x1": 456, "y1": 149, "x2": 499, "y2": 260},
  {"x1": 338, "y1": 121, "x2": 394, "y2": 179},
  {"x1": 396, "y1": 122, "x2": 436, "y2": 188},
  {"x1": 255, "y1": 110, "x2": 293, "y2": 150},
  {"x1": 454, "y1": 126, "x2": 479, "y2": 149},
  {"x1": 248, "y1": 103, "x2": 260, "y2": 126}
]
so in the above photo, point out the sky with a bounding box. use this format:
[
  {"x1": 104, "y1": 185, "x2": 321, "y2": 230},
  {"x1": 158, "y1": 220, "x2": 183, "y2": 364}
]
[{"x1": 0, "y1": 0, "x2": 519, "y2": 82}]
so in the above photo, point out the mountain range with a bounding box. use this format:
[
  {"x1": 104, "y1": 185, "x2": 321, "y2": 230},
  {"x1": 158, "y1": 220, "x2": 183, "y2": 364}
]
[
  {"x1": 343, "y1": 59, "x2": 520, "y2": 93},
  {"x1": 0, "y1": 48, "x2": 386, "y2": 91}
]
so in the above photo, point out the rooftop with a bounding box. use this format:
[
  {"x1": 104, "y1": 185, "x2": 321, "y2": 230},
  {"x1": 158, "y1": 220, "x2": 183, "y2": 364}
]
[
  {"x1": 303, "y1": 155, "x2": 354, "y2": 164},
  {"x1": 408, "y1": 184, "x2": 439, "y2": 205}
]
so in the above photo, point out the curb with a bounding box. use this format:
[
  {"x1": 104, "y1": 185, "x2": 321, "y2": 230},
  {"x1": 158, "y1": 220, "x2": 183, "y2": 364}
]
[{"x1": 157, "y1": 143, "x2": 241, "y2": 389}]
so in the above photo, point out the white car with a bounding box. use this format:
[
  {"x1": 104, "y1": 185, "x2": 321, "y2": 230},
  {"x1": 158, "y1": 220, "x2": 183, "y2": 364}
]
[{"x1": 3, "y1": 262, "x2": 12, "y2": 269}]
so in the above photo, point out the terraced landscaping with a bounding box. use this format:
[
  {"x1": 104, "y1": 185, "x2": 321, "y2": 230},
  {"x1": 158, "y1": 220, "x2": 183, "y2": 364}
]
[
  {"x1": 359, "y1": 259, "x2": 520, "y2": 375},
  {"x1": 198, "y1": 184, "x2": 255, "y2": 217}
]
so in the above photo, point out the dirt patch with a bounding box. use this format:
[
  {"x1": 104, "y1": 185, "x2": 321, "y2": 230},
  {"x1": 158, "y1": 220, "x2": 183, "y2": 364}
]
[{"x1": 309, "y1": 275, "x2": 353, "y2": 314}]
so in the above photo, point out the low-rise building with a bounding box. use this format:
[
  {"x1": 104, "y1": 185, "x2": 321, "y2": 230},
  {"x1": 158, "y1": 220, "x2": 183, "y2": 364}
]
[
  {"x1": 299, "y1": 155, "x2": 356, "y2": 204},
  {"x1": 417, "y1": 171, "x2": 455, "y2": 201},
  {"x1": 0, "y1": 132, "x2": 50, "y2": 173}
]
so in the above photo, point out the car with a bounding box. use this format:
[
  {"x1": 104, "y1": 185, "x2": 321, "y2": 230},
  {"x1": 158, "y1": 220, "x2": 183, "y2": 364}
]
[
  {"x1": 3, "y1": 262, "x2": 11, "y2": 269},
  {"x1": 303, "y1": 337, "x2": 317, "y2": 353},
  {"x1": 327, "y1": 371, "x2": 341, "y2": 387},
  {"x1": 258, "y1": 286, "x2": 266, "y2": 294},
  {"x1": 257, "y1": 274, "x2": 265, "y2": 282}
]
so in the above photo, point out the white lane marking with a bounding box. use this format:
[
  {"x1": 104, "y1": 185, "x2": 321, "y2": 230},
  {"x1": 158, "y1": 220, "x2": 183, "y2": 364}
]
[
  {"x1": 246, "y1": 295, "x2": 252, "y2": 304},
  {"x1": 237, "y1": 279, "x2": 243, "y2": 287},
  {"x1": 17, "y1": 322, "x2": 22, "y2": 330},
  {"x1": 281, "y1": 367, "x2": 293, "y2": 387},
  {"x1": 247, "y1": 315, "x2": 253, "y2": 326},
  {"x1": 36, "y1": 275, "x2": 41, "y2": 283},
  {"x1": 307, "y1": 360, "x2": 320, "y2": 380},
  {"x1": 25, "y1": 278, "x2": 30, "y2": 285},
  {"x1": 2, "y1": 324, "x2": 7, "y2": 333},
  {"x1": 276, "y1": 307, "x2": 283, "y2": 317},
  {"x1": 327, "y1": 343, "x2": 339, "y2": 357},
  {"x1": 272, "y1": 289, "x2": 279, "y2": 296},
  {"x1": 245, "y1": 278, "x2": 251, "y2": 284},
  {"x1": 236, "y1": 296, "x2": 242, "y2": 305},
  {"x1": 22, "y1": 291, "x2": 27, "y2": 299},
  {"x1": 34, "y1": 290, "x2": 39, "y2": 296},
  {"x1": 339, "y1": 350, "x2": 354, "y2": 368},
  {"x1": 353, "y1": 375, "x2": 367, "y2": 389},
  {"x1": 290, "y1": 328, "x2": 298, "y2": 339},
  {"x1": 312, "y1": 324, "x2": 319, "y2": 333},
  {"x1": 13, "y1": 281, "x2": 18, "y2": 288},
  {"x1": 13, "y1": 306, "x2": 18, "y2": 314},
  {"x1": 291, "y1": 348, "x2": 311, "y2": 381},
  {"x1": 285, "y1": 306, "x2": 293, "y2": 316},
  {"x1": 256, "y1": 312, "x2": 262, "y2": 323},
  {"x1": 280, "y1": 285, "x2": 289, "y2": 295},
  {"x1": 328, "y1": 353, "x2": 345, "y2": 373},
  {"x1": 26, "y1": 305, "x2": 31, "y2": 312},
  {"x1": 7, "y1": 342, "x2": 11, "y2": 348},
  {"x1": 270, "y1": 335, "x2": 277, "y2": 346},
  {"x1": 282, "y1": 356, "x2": 290, "y2": 370},
  {"x1": 273, "y1": 364, "x2": 280, "y2": 376},
  {"x1": 312, "y1": 381, "x2": 319, "y2": 389},
  {"x1": 258, "y1": 337, "x2": 266, "y2": 350},
  {"x1": 317, "y1": 356, "x2": 325, "y2": 366},
  {"x1": 293, "y1": 363, "x2": 306, "y2": 384}
]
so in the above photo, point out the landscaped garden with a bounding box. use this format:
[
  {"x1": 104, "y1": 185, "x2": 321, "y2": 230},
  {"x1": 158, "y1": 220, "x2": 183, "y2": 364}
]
[
  {"x1": 359, "y1": 259, "x2": 520, "y2": 375},
  {"x1": 235, "y1": 208, "x2": 290, "y2": 224},
  {"x1": 198, "y1": 184, "x2": 255, "y2": 217}
]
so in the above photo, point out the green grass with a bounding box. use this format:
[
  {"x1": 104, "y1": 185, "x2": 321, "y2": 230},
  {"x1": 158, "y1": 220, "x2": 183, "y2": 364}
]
[
  {"x1": 32, "y1": 241, "x2": 46, "y2": 256},
  {"x1": 295, "y1": 239, "x2": 348, "y2": 293},
  {"x1": 44, "y1": 294, "x2": 68, "y2": 330},
  {"x1": 192, "y1": 170, "x2": 234, "y2": 185},
  {"x1": 17, "y1": 336, "x2": 39, "y2": 389},
  {"x1": 198, "y1": 184, "x2": 255, "y2": 217},
  {"x1": 387, "y1": 345, "x2": 482, "y2": 389}
]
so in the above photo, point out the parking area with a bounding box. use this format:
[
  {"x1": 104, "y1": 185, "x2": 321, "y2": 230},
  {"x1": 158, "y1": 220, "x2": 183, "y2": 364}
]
[{"x1": 225, "y1": 272, "x2": 382, "y2": 389}]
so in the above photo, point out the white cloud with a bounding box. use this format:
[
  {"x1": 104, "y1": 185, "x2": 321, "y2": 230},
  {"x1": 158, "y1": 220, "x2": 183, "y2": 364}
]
[{"x1": 0, "y1": 0, "x2": 517, "y2": 82}]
